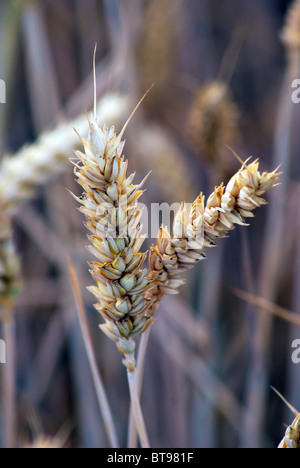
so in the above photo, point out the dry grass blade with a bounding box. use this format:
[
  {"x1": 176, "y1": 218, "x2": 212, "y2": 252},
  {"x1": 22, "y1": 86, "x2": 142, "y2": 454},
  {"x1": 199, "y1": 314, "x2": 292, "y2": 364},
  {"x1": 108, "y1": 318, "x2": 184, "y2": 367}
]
[
  {"x1": 234, "y1": 288, "x2": 300, "y2": 328},
  {"x1": 2, "y1": 315, "x2": 17, "y2": 448},
  {"x1": 68, "y1": 257, "x2": 119, "y2": 449}
]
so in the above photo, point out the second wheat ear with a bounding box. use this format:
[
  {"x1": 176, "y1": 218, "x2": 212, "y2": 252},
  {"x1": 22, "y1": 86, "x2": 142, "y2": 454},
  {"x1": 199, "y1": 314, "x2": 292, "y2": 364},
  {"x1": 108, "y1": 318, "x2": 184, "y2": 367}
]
[{"x1": 147, "y1": 158, "x2": 281, "y2": 308}]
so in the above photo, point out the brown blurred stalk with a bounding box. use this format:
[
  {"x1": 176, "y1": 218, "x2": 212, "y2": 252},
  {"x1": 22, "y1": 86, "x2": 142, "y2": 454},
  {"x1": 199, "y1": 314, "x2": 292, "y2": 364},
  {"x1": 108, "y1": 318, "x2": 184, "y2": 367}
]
[
  {"x1": 2, "y1": 315, "x2": 17, "y2": 448},
  {"x1": 68, "y1": 259, "x2": 119, "y2": 448}
]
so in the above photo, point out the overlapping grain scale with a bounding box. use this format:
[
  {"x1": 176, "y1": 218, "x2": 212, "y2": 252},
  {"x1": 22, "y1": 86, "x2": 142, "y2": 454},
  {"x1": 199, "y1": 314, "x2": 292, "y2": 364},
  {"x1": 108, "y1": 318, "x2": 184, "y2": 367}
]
[
  {"x1": 278, "y1": 414, "x2": 300, "y2": 448},
  {"x1": 72, "y1": 117, "x2": 154, "y2": 371},
  {"x1": 148, "y1": 161, "x2": 280, "y2": 303}
]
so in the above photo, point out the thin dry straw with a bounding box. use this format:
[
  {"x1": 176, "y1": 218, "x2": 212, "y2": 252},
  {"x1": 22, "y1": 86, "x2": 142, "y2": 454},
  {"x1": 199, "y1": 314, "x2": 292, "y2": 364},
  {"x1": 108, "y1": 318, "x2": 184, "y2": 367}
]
[
  {"x1": 68, "y1": 258, "x2": 119, "y2": 448},
  {"x1": 234, "y1": 288, "x2": 300, "y2": 328}
]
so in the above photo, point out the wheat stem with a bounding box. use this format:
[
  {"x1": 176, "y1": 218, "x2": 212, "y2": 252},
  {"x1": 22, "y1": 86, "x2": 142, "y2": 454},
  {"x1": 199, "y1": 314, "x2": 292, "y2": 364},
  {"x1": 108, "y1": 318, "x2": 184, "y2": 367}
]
[
  {"x1": 127, "y1": 327, "x2": 151, "y2": 448},
  {"x1": 127, "y1": 368, "x2": 150, "y2": 448}
]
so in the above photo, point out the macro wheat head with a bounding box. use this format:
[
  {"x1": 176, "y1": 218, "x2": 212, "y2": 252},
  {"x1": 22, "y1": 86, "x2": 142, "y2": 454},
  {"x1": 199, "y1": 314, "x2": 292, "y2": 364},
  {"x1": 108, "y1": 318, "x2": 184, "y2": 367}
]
[
  {"x1": 148, "y1": 160, "x2": 281, "y2": 307},
  {"x1": 72, "y1": 115, "x2": 154, "y2": 372}
]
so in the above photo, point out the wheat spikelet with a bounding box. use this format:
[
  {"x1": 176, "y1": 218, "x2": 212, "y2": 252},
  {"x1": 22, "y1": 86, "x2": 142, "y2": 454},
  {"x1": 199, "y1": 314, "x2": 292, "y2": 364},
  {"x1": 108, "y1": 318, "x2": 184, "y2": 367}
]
[
  {"x1": 148, "y1": 160, "x2": 280, "y2": 304},
  {"x1": 281, "y1": 0, "x2": 300, "y2": 51},
  {"x1": 188, "y1": 80, "x2": 239, "y2": 171},
  {"x1": 71, "y1": 116, "x2": 154, "y2": 372},
  {"x1": 278, "y1": 414, "x2": 300, "y2": 448}
]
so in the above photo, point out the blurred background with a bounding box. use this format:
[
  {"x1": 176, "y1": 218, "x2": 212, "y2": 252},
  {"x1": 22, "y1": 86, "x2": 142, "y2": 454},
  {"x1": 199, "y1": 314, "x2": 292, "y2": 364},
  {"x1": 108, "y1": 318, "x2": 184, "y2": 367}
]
[{"x1": 0, "y1": 0, "x2": 299, "y2": 448}]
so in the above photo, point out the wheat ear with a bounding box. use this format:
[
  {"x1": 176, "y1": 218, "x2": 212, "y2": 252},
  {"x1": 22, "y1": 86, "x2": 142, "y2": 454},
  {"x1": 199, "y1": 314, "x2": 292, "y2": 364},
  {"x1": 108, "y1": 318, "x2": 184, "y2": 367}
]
[
  {"x1": 148, "y1": 159, "x2": 281, "y2": 304},
  {"x1": 72, "y1": 116, "x2": 154, "y2": 371}
]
